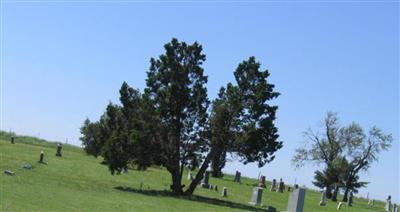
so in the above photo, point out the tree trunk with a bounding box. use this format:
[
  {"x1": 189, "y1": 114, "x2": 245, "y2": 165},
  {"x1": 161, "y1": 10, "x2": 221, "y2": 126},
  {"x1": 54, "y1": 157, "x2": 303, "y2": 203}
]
[
  {"x1": 170, "y1": 167, "x2": 183, "y2": 195},
  {"x1": 342, "y1": 187, "x2": 349, "y2": 202},
  {"x1": 325, "y1": 185, "x2": 332, "y2": 199},
  {"x1": 184, "y1": 149, "x2": 215, "y2": 195}
]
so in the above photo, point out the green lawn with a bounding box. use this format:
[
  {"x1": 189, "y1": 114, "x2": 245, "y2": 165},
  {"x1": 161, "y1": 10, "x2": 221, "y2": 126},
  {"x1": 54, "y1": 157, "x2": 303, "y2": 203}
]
[{"x1": 0, "y1": 137, "x2": 386, "y2": 211}]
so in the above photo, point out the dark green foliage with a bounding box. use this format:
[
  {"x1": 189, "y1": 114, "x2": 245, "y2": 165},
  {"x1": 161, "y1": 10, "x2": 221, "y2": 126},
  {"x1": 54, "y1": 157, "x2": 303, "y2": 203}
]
[
  {"x1": 210, "y1": 57, "x2": 283, "y2": 177},
  {"x1": 80, "y1": 39, "x2": 283, "y2": 196},
  {"x1": 145, "y1": 38, "x2": 210, "y2": 195},
  {"x1": 80, "y1": 118, "x2": 104, "y2": 158}
]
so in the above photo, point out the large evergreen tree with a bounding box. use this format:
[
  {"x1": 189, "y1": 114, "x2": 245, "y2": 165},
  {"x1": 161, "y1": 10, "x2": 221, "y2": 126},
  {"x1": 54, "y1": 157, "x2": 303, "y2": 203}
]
[
  {"x1": 80, "y1": 38, "x2": 283, "y2": 196},
  {"x1": 210, "y1": 57, "x2": 282, "y2": 177}
]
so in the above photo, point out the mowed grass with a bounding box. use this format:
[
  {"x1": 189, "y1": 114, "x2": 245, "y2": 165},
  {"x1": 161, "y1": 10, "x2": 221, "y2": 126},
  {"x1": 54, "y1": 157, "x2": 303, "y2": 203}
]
[{"x1": 0, "y1": 138, "x2": 386, "y2": 212}]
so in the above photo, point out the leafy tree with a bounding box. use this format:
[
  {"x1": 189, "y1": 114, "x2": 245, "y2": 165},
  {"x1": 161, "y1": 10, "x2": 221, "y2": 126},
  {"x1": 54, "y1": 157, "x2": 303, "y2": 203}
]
[
  {"x1": 340, "y1": 124, "x2": 392, "y2": 201},
  {"x1": 210, "y1": 57, "x2": 282, "y2": 177},
  {"x1": 144, "y1": 38, "x2": 210, "y2": 195},
  {"x1": 293, "y1": 112, "x2": 392, "y2": 200},
  {"x1": 81, "y1": 39, "x2": 283, "y2": 196},
  {"x1": 80, "y1": 118, "x2": 104, "y2": 158}
]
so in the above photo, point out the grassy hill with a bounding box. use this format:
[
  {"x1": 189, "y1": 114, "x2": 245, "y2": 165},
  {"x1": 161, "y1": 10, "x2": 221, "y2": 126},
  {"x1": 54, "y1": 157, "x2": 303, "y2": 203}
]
[{"x1": 0, "y1": 133, "x2": 386, "y2": 211}]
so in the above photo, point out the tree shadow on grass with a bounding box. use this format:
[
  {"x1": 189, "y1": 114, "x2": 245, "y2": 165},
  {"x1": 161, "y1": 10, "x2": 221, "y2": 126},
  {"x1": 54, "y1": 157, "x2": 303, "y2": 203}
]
[{"x1": 115, "y1": 186, "x2": 266, "y2": 211}]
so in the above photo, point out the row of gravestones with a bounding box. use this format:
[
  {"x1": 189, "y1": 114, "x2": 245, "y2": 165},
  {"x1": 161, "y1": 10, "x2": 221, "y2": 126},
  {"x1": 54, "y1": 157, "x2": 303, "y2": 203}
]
[
  {"x1": 190, "y1": 170, "x2": 305, "y2": 212},
  {"x1": 4, "y1": 137, "x2": 63, "y2": 176},
  {"x1": 319, "y1": 189, "x2": 398, "y2": 211},
  {"x1": 385, "y1": 196, "x2": 398, "y2": 212}
]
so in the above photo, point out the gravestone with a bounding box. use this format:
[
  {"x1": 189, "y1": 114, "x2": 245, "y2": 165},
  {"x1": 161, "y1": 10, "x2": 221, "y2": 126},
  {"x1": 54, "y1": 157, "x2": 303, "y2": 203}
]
[
  {"x1": 368, "y1": 199, "x2": 374, "y2": 206},
  {"x1": 201, "y1": 171, "x2": 210, "y2": 188},
  {"x1": 214, "y1": 185, "x2": 218, "y2": 191},
  {"x1": 56, "y1": 144, "x2": 62, "y2": 157},
  {"x1": 277, "y1": 178, "x2": 284, "y2": 193},
  {"x1": 286, "y1": 188, "x2": 306, "y2": 212},
  {"x1": 4, "y1": 170, "x2": 15, "y2": 176},
  {"x1": 39, "y1": 151, "x2": 44, "y2": 163},
  {"x1": 259, "y1": 175, "x2": 266, "y2": 188},
  {"x1": 294, "y1": 184, "x2": 299, "y2": 189},
  {"x1": 319, "y1": 191, "x2": 326, "y2": 206},
  {"x1": 11, "y1": 136, "x2": 15, "y2": 144},
  {"x1": 337, "y1": 202, "x2": 344, "y2": 210},
  {"x1": 393, "y1": 204, "x2": 397, "y2": 212},
  {"x1": 249, "y1": 187, "x2": 263, "y2": 205},
  {"x1": 22, "y1": 163, "x2": 33, "y2": 169},
  {"x1": 332, "y1": 185, "x2": 339, "y2": 201},
  {"x1": 267, "y1": 206, "x2": 277, "y2": 212},
  {"x1": 385, "y1": 195, "x2": 392, "y2": 212},
  {"x1": 234, "y1": 171, "x2": 241, "y2": 183},
  {"x1": 221, "y1": 187, "x2": 228, "y2": 197},
  {"x1": 187, "y1": 171, "x2": 193, "y2": 180},
  {"x1": 270, "y1": 179, "x2": 277, "y2": 191},
  {"x1": 347, "y1": 192, "x2": 353, "y2": 207}
]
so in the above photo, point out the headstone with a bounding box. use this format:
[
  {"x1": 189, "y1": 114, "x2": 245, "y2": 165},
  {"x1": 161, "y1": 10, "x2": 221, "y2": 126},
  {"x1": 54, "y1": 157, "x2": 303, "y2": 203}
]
[
  {"x1": 286, "y1": 188, "x2": 306, "y2": 212},
  {"x1": 56, "y1": 143, "x2": 62, "y2": 157},
  {"x1": 4, "y1": 170, "x2": 15, "y2": 176},
  {"x1": 122, "y1": 167, "x2": 128, "y2": 173},
  {"x1": 319, "y1": 191, "x2": 326, "y2": 206},
  {"x1": 267, "y1": 206, "x2": 277, "y2": 212},
  {"x1": 214, "y1": 185, "x2": 218, "y2": 191},
  {"x1": 234, "y1": 171, "x2": 241, "y2": 183},
  {"x1": 221, "y1": 187, "x2": 228, "y2": 197},
  {"x1": 249, "y1": 187, "x2": 263, "y2": 205},
  {"x1": 347, "y1": 192, "x2": 353, "y2": 207},
  {"x1": 277, "y1": 178, "x2": 284, "y2": 193},
  {"x1": 337, "y1": 202, "x2": 344, "y2": 210},
  {"x1": 209, "y1": 184, "x2": 214, "y2": 190},
  {"x1": 258, "y1": 175, "x2": 266, "y2": 188},
  {"x1": 368, "y1": 199, "x2": 374, "y2": 206},
  {"x1": 39, "y1": 151, "x2": 44, "y2": 163},
  {"x1": 201, "y1": 171, "x2": 210, "y2": 185},
  {"x1": 11, "y1": 136, "x2": 15, "y2": 144},
  {"x1": 332, "y1": 185, "x2": 338, "y2": 201},
  {"x1": 270, "y1": 179, "x2": 277, "y2": 191},
  {"x1": 393, "y1": 204, "x2": 398, "y2": 212},
  {"x1": 22, "y1": 163, "x2": 33, "y2": 169},
  {"x1": 294, "y1": 184, "x2": 299, "y2": 189},
  {"x1": 187, "y1": 171, "x2": 193, "y2": 180},
  {"x1": 385, "y1": 195, "x2": 392, "y2": 212},
  {"x1": 288, "y1": 186, "x2": 292, "y2": 192}
]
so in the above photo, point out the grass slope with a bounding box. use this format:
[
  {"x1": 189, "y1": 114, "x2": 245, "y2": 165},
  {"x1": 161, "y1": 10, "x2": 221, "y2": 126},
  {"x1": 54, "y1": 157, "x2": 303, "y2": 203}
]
[{"x1": 0, "y1": 136, "x2": 386, "y2": 212}]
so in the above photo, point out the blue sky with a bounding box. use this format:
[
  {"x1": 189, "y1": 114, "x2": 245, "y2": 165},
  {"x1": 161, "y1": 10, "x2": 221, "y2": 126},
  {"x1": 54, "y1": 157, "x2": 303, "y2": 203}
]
[{"x1": 1, "y1": 0, "x2": 398, "y2": 202}]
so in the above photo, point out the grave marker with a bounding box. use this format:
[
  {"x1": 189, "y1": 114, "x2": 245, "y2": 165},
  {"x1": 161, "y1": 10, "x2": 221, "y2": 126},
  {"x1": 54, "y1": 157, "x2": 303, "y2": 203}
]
[
  {"x1": 39, "y1": 151, "x2": 44, "y2": 163},
  {"x1": 249, "y1": 187, "x2": 263, "y2": 206},
  {"x1": 234, "y1": 171, "x2": 241, "y2": 183},
  {"x1": 56, "y1": 144, "x2": 62, "y2": 157},
  {"x1": 385, "y1": 195, "x2": 392, "y2": 212},
  {"x1": 201, "y1": 171, "x2": 210, "y2": 188},
  {"x1": 337, "y1": 202, "x2": 344, "y2": 210},
  {"x1": 286, "y1": 188, "x2": 306, "y2": 212},
  {"x1": 11, "y1": 136, "x2": 15, "y2": 144},
  {"x1": 277, "y1": 178, "x2": 284, "y2": 193},
  {"x1": 221, "y1": 187, "x2": 228, "y2": 197},
  {"x1": 319, "y1": 191, "x2": 326, "y2": 206},
  {"x1": 4, "y1": 170, "x2": 15, "y2": 176},
  {"x1": 270, "y1": 179, "x2": 277, "y2": 191},
  {"x1": 259, "y1": 175, "x2": 266, "y2": 188}
]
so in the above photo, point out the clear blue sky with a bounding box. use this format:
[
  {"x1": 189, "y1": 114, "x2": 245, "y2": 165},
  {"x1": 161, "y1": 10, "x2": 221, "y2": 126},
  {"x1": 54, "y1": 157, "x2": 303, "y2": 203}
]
[{"x1": 1, "y1": 0, "x2": 398, "y2": 202}]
